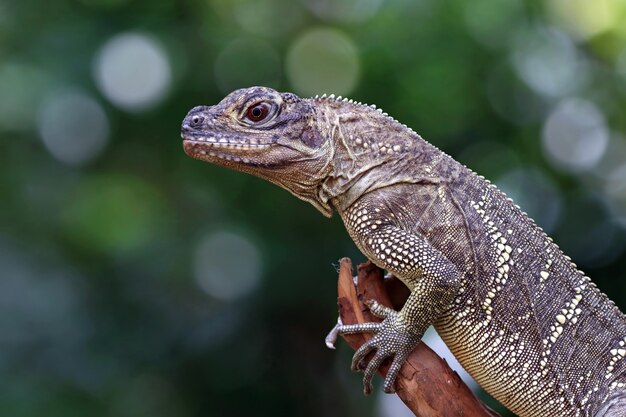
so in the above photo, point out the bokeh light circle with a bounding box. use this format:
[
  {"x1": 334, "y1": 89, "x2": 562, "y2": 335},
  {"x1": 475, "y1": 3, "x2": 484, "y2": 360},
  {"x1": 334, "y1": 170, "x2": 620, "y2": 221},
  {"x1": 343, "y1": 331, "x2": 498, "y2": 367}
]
[
  {"x1": 547, "y1": 0, "x2": 619, "y2": 40},
  {"x1": 94, "y1": 32, "x2": 172, "y2": 112},
  {"x1": 193, "y1": 231, "x2": 262, "y2": 301},
  {"x1": 542, "y1": 98, "x2": 609, "y2": 173},
  {"x1": 511, "y1": 26, "x2": 584, "y2": 98},
  {"x1": 286, "y1": 28, "x2": 360, "y2": 97},
  {"x1": 37, "y1": 89, "x2": 109, "y2": 166}
]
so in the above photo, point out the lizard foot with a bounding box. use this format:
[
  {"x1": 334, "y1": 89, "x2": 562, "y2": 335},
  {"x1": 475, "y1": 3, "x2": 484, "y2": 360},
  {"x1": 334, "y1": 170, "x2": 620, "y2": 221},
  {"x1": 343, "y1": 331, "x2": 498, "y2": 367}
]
[{"x1": 333, "y1": 299, "x2": 420, "y2": 395}]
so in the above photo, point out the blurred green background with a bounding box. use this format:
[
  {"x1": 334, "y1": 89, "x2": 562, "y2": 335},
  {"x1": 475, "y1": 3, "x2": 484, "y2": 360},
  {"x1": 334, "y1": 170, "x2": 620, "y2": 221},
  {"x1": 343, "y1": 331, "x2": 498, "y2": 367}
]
[{"x1": 1, "y1": 0, "x2": 626, "y2": 416}]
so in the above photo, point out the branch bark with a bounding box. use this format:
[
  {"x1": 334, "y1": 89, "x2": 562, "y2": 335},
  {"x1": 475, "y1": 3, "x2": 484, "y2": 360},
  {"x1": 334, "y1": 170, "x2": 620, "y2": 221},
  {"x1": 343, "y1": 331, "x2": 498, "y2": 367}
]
[{"x1": 335, "y1": 257, "x2": 500, "y2": 417}]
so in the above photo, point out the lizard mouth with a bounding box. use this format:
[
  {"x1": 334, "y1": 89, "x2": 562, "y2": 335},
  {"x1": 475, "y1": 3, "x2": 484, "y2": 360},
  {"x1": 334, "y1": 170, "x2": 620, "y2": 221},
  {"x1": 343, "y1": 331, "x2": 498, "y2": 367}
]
[
  {"x1": 182, "y1": 135, "x2": 273, "y2": 149},
  {"x1": 182, "y1": 134, "x2": 275, "y2": 165}
]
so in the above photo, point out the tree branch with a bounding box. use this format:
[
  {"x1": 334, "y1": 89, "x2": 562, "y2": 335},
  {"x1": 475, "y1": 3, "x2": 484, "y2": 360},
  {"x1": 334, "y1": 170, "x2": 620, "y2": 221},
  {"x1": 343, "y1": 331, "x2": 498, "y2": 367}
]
[{"x1": 334, "y1": 257, "x2": 500, "y2": 417}]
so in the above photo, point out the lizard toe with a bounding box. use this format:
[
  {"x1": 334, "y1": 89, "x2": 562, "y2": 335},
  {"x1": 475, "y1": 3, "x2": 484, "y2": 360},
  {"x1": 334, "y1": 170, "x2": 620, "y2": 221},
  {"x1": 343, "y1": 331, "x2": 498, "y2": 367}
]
[
  {"x1": 382, "y1": 354, "x2": 406, "y2": 393},
  {"x1": 365, "y1": 299, "x2": 396, "y2": 319},
  {"x1": 362, "y1": 351, "x2": 390, "y2": 395},
  {"x1": 351, "y1": 341, "x2": 375, "y2": 371}
]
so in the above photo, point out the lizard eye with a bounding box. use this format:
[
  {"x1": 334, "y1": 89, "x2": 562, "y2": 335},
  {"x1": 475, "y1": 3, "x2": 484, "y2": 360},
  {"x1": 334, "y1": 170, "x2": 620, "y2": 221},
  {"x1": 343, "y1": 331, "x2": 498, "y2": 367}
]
[{"x1": 244, "y1": 102, "x2": 272, "y2": 124}]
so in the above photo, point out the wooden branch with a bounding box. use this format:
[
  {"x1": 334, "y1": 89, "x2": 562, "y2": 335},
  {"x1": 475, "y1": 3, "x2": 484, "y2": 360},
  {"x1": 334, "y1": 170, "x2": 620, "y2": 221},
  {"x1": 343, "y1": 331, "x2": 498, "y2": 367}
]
[{"x1": 334, "y1": 257, "x2": 500, "y2": 417}]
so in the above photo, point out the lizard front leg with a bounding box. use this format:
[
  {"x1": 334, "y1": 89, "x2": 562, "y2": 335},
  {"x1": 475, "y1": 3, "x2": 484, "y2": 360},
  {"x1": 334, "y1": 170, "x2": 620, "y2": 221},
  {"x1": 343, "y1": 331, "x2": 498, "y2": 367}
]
[{"x1": 335, "y1": 220, "x2": 463, "y2": 394}]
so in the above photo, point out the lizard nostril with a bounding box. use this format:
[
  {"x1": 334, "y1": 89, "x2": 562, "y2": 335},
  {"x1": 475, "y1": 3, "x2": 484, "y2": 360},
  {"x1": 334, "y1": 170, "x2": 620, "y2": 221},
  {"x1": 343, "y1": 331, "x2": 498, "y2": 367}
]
[{"x1": 191, "y1": 115, "x2": 203, "y2": 126}]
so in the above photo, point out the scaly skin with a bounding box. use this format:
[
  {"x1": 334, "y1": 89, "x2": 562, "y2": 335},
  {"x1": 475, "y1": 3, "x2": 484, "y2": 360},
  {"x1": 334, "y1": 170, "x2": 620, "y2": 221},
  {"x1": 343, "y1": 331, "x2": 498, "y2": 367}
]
[{"x1": 181, "y1": 86, "x2": 626, "y2": 417}]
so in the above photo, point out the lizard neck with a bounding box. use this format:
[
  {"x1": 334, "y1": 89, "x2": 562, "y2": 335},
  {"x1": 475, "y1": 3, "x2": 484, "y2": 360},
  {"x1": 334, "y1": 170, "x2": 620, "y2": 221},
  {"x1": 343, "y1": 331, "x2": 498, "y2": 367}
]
[
  {"x1": 310, "y1": 98, "x2": 449, "y2": 213},
  {"x1": 309, "y1": 97, "x2": 461, "y2": 216},
  {"x1": 321, "y1": 160, "x2": 441, "y2": 214},
  {"x1": 319, "y1": 137, "x2": 452, "y2": 214}
]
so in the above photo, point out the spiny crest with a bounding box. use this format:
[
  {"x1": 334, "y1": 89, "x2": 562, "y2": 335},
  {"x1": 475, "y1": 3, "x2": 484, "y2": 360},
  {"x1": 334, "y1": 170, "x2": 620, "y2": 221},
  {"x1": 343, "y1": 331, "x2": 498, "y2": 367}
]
[
  {"x1": 310, "y1": 93, "x2": 414, "y2": 135},
  {"x1": 310, "y1": 91, "x2": 471, "y2": 167}
]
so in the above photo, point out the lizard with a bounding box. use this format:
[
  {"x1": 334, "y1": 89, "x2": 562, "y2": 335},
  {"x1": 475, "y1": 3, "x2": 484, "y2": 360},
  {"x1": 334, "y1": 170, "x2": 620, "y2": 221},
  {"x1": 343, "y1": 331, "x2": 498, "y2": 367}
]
[{"x1": 180, "y1": 86, "x2": 626, "y2": 417}]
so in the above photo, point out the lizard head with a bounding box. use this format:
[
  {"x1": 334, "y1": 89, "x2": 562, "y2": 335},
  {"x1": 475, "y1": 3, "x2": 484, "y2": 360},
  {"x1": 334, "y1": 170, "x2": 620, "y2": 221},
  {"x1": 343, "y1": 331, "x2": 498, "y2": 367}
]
[{"x1": 182, "y1": 86, "x2": 334, "y2": 216}]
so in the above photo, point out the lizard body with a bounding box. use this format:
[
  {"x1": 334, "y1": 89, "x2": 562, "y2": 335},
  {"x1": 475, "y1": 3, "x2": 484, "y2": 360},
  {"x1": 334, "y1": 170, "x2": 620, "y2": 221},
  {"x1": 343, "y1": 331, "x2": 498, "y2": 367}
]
[{"x1": 181, "y1": 87, "x2": 626, "y2": 417}]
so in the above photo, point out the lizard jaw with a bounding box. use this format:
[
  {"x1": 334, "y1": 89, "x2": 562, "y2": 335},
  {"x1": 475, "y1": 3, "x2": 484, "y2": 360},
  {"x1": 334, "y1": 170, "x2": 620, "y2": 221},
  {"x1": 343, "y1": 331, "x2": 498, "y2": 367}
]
[
  {"x1": 182, "y1": 135, "x2": 273, "y2": 149},
  {"x1": 182, "y1": 136, "x2": 276, "y2": 166}
]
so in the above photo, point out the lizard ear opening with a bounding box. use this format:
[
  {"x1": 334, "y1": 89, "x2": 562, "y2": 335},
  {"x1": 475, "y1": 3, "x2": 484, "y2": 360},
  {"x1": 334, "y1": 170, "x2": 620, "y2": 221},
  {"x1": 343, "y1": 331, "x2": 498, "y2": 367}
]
[{"x1": 300, "y1": 126, "x2": 323, "y2": 148}]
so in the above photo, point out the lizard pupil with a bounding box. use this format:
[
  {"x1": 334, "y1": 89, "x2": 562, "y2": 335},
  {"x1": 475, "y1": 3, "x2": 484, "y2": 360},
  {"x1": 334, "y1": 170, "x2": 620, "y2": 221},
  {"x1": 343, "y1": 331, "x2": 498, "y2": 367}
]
[{"x1": 246, "y1": 103, "x2": 270, "y2": 123}]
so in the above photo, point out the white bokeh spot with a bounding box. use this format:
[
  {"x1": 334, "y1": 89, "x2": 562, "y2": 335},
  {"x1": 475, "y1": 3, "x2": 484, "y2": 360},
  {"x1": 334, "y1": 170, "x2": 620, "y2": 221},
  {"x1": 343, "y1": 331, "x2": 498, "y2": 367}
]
[
  {"x1": 542, "y1": 98, "x2": 609, "y2": 173},
  {"x1": 94, "y1": 32, "x2": 171, "y2": 112},
  {"x1": 193, "y1": 231, "x2": 262, "y2": 301},
  {"x1": 37, "y1": 89, "x2": 109, "y2": 166},
  {"x1": 511, "y1": 26, "x2": 585, "y2": 98}
]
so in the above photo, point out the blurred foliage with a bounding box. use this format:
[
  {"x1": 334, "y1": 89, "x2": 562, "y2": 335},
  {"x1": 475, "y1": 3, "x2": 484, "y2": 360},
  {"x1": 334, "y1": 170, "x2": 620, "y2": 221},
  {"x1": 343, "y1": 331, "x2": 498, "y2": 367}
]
[{"x1": 1, "y1": 0, "x2": 626, "y2": 416}]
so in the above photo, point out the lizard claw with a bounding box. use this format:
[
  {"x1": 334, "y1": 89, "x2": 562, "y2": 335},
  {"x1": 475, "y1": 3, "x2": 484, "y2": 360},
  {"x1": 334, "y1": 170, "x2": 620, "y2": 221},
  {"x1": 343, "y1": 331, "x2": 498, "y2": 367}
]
[
  {"x1": 324, "y1": 317, "x2": 343, "y2": 349},
  {"x1": 333, "y1": 300, "x2": 420, "y2": 395}
]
